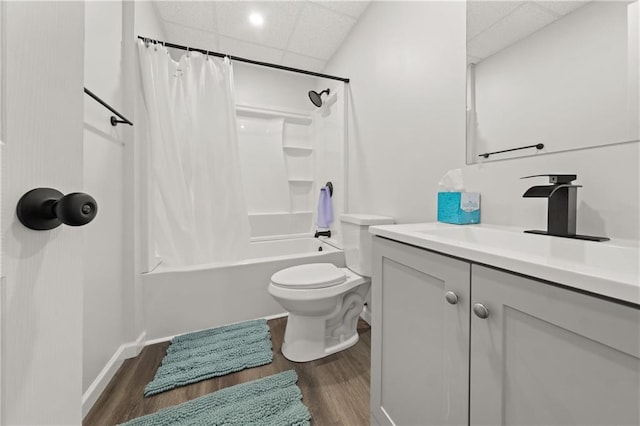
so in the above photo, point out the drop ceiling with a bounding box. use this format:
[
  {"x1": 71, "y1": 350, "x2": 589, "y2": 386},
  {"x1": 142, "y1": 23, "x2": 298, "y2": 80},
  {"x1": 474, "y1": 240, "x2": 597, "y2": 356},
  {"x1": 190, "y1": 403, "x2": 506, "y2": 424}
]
[
  {"x1": 467, "y1": 1, "x2": 591, "y2": 64},
  {"x1": 152, "y1": 1, "x2": 371, "y2": 73}
]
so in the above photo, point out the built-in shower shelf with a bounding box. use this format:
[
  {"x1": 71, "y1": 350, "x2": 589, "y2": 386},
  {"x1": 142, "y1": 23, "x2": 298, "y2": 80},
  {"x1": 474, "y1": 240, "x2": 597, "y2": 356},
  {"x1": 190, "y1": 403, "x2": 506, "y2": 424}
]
[
  {"x1": 236, "y1": 104, "x2": 312, "y2": 125},
  {"x1": 283, "y1": 145, "x2": 313, "y2": 153}
]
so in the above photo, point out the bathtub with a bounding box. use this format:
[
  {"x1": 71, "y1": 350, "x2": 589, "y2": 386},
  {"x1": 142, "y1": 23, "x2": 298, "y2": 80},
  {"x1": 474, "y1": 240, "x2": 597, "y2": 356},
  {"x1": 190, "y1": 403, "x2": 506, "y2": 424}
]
[{"x1": 142, "y1": 238, "x2": 345, "y2": 341}]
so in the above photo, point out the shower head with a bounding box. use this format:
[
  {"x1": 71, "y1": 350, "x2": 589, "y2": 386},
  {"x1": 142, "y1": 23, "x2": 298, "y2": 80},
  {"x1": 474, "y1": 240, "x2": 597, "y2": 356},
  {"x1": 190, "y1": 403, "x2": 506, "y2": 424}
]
[{"x1": 308, "y1": 88, "x2": 330, "y2": 107}]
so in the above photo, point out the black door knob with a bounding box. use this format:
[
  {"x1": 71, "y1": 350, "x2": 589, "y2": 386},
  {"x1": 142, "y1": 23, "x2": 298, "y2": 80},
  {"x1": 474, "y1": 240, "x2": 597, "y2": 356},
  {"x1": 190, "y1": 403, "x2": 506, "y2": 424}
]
[{"x1": 17, "y1": 188, "x2": 98, "y2": 230}]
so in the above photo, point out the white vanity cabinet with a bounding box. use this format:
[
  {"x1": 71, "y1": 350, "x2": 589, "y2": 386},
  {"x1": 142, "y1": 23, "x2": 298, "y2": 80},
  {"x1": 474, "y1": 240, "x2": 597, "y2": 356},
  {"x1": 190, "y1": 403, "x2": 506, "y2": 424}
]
[
  {"x1": 371, "y1": 236, "x2": 640, "y2": 426},
  {"x1": 371, "y1": 236, "x2": 470, "y2": 426},
  {"x1": 470, "y1": 264, "x2": 640, "y2": 426}
]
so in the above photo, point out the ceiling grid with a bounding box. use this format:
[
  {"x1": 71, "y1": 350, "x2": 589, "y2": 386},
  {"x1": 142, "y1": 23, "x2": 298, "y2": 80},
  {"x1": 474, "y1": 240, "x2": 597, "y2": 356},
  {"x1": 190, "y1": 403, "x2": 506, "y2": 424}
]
[{"x1": 152, "y1": 1, "x2": 371, "y2": 72}]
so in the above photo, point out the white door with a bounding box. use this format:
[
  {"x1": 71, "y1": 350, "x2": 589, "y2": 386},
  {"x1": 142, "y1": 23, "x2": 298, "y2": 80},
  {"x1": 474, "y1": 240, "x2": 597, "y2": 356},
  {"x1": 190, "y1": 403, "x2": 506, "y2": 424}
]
[{"x1": 1, "y1": 2, "x2": 85, "y2": 424}]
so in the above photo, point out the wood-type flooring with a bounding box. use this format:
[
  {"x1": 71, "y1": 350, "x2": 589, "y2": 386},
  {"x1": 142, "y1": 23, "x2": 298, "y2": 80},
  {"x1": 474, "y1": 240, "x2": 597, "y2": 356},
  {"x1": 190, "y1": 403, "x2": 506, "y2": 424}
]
[{"x1": 84, "y1": 317, "x2": 371, "y2": 425}]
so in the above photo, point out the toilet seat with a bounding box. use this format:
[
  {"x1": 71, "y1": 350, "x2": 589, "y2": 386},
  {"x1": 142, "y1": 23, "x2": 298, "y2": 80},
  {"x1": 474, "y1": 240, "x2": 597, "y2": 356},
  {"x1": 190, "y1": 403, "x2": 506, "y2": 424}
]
[{"x1": 271, "y1": 263, "x2": 346, "y2": 289}]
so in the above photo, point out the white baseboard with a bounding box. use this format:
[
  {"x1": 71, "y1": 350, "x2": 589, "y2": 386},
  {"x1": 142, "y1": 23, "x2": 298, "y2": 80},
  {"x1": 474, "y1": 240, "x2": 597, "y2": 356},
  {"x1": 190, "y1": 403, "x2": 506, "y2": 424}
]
[
  {"x1": 121, "y1": 331, "x2": 146, "y2": 360},
  {"x1": 82, "y1": 331, "x2": 146, "y2": 418}
]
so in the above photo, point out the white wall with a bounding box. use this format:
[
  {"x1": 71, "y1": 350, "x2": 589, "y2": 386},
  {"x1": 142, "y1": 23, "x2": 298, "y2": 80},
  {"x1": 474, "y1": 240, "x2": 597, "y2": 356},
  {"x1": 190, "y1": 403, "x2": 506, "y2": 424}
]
[
  {"x1": 135, "y1": 1, "x2": 166, "y2": 41},
  {"x1": 326, "y1": 1, "x2": 639, "y2": 241},
  {"x1": 234, "y1": 63, "x2": 316, "y2": 112},
  {"x1": 83, "y1": 0, "x2": 126, "y2": 396},
  {"x1": 324, "y1": 1, "x2": 467, "y2": 225},
  {"x1": 470, "y1": 1, "x2": 638, "y2": 161},
  {"x1": 81, "y1": 1, "x2": 166, "y2": 416}
]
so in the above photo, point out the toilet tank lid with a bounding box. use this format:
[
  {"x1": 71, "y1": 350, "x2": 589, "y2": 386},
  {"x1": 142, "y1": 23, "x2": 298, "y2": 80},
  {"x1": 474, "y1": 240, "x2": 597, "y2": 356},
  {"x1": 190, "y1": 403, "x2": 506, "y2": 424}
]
[{"x1": 340, "y1": 214, "x2": 395, "y2": 226}]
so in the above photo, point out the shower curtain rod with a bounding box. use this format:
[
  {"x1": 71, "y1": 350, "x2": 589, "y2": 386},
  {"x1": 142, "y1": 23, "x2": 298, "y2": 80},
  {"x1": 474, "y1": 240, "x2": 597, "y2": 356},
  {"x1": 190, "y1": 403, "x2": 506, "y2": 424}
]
[{"x1": 138, "y1": 36, "x2": 350, "y2": 83}]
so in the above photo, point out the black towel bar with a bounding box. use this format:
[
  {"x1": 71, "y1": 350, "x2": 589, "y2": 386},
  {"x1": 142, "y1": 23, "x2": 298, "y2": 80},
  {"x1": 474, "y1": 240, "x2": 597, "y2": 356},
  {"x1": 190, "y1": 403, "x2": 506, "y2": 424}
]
[
  {"x1": 479, "y1": 143, "x2": 543, "y2": 159},
  {"x1": 84, "y1": 87, "x2": 133, "y2": 127}
]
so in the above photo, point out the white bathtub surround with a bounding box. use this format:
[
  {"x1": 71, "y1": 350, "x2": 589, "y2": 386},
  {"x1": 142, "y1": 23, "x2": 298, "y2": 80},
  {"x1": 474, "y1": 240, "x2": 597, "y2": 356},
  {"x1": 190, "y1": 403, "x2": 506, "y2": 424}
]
[
  {"x1": 238, "y1": 117, "x2": 291, "y2": 213},
  {"x1": 268, "y1": 214, "x2": 393, "y2": 362},
  {"x1": 137, "y1": 42, "x2": 250, "y2": 267},
  {"x1": 235, "y1": 91, "x2": 347, "y2": 244},
  {"x1": 143, "y1": 238, "x2": 344, "y2": 341}
]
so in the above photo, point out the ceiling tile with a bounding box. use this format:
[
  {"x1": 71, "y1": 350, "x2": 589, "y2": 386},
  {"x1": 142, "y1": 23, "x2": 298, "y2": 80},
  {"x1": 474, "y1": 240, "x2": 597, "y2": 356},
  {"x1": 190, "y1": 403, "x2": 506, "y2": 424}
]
[
  {"x1": 467, "y1": 2, "x2": 557, "y2": 60},
  {"x1": 467, "y1": 1, "x2": 524, "y2": 40},
  {"x1": 287, "y1": 2, "x2": 356, "y2": 59},
  {"x1": 155, "y1": 1, "x2": 216, "y2": 32},
  {"x1": 534, "y1": 1, "x2": 590, "y2": 17},
  {"x1": 215, "y1": 1, "x2": 303, "y2": 50},
  {"x1": 311, "y1": 1, "x2": 371, "y2": 18},
  {"x1": 281, "y1": 52, "x2": 327, "y2": 73},
  {"x1": 219, "y1": 36, "x2": 285, "y2": 63},
  {"x1": 164, "y1": 22, "x2": 219, "y2": 52}
]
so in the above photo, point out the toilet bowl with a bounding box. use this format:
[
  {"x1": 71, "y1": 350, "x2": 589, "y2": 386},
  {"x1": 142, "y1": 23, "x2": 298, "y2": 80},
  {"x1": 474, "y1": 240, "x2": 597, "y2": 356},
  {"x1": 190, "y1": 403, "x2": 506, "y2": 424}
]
[{"x1": 268, "y1": 214, "x2": 394, "y2": 362}]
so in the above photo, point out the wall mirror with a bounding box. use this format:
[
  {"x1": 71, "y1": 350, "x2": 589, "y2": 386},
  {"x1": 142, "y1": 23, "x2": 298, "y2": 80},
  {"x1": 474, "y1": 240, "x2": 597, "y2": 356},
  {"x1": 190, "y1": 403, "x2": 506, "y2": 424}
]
[{"x1": 466, "y1": 0, "x2": 639, "y2": 163}]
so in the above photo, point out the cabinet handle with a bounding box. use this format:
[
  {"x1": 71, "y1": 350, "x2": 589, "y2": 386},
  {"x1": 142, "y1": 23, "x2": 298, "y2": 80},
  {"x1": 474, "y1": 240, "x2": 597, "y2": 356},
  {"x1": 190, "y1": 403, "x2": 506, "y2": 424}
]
[
  {"x1": 445, "y1": 291, "x2": 459, "y2": 305},
  {"x1": 473, "y1": 303, "x2": 489, "y2": 319}
]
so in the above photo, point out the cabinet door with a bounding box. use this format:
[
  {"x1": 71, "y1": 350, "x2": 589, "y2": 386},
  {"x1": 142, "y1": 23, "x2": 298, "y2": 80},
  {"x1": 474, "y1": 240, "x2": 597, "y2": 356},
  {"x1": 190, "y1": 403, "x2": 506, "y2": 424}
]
[
  {"x1": 371, "y1": 237, "x2": 470, "y2": 426},
  {"x1": 470, "y1": 265, "x2": 640, "y2": 426}
]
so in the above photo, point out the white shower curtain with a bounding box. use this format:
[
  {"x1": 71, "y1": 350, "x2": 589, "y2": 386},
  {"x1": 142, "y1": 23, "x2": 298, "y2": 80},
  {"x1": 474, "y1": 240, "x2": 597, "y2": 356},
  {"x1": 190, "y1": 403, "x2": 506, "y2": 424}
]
[{"x1": 137, "y1": 40, "x2": 250, "y2": 267}]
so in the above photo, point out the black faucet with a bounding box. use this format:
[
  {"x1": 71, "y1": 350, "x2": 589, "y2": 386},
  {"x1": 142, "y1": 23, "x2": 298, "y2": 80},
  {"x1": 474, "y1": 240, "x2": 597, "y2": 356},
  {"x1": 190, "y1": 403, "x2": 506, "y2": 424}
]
[
  {"x1": 314, "y1": 230, "x2": 331, "y2": 238},
  {"x1": 521, "y1": 174, "x2": 609, "y2": 242}
]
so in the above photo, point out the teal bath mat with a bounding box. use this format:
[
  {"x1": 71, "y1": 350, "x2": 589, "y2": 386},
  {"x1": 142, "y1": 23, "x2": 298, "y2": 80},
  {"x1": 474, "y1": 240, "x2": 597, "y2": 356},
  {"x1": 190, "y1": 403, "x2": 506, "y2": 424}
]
[
  {"x1": 124, "y1": 370, "x2": 311, "y2": 426},
  {"x1": 144, "y1": 319, "x2": 273, "y2": 397}
]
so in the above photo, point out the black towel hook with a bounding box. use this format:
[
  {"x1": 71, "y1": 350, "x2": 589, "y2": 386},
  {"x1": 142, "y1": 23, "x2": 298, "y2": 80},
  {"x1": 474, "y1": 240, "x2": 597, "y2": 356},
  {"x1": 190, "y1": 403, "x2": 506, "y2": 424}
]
[{"x1": 325, "y1": 182, "x2": 333, "y2": 197}]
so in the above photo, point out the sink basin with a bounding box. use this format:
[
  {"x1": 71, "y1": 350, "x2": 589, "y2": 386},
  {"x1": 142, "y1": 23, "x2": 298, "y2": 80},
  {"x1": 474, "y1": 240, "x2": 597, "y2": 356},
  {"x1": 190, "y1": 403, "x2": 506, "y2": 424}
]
[{"x1": 370, "y1": 223, "x2": 640, "y2": 305}]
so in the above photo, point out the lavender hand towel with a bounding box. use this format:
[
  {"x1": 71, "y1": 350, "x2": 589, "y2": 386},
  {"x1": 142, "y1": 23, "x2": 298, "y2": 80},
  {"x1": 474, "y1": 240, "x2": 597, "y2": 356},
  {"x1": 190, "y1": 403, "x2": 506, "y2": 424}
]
[{"x1": 316, "y1": 186, "x2": 334, "y2": 228}]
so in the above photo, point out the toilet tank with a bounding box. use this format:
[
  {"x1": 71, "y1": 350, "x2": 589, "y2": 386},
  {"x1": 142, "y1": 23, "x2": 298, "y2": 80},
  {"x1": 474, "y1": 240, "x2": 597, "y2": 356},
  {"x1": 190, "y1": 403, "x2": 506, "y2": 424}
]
[{"x1": 340, "y1": 214, "x2": 395, "y2": 277}]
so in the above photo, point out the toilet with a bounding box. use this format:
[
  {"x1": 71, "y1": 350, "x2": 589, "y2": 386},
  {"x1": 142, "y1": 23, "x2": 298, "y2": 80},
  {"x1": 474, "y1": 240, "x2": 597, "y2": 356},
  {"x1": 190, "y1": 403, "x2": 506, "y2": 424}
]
[{"x1": 268, "y1": 214, "x2": 394, "y2": 362}]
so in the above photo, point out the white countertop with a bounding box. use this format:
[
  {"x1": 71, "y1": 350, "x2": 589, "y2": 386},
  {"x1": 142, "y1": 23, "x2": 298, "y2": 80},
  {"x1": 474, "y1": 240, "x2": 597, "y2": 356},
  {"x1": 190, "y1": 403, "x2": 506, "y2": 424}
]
[{"x1": 369, "y1": 222, "x2": 640, "y2": 306}]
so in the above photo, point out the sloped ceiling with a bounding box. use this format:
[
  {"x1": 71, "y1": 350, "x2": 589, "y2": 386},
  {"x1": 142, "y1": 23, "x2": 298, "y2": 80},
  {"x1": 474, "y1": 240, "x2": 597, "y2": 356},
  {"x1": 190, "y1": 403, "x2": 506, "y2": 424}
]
[
  {"x1": 152, "y1": 1, "x2": 371, "y2": 72},
  {"x1": 467, "y1": 1, "x2": 591, "y2": 64}
]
